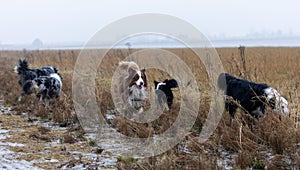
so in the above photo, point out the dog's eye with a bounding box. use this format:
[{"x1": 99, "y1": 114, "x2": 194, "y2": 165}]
[{"x1": 132, "y1": 74, "x2": 139, "y2": 81}]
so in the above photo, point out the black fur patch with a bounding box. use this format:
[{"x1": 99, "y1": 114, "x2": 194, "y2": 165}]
[
  {"x1": 218, "y1": 73, "x2": 269, "y2": 117},
  {"x1": 154, "y1": 79, "x2": 178, "y2": 107}
]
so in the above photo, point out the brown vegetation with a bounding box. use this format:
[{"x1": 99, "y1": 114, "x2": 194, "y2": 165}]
[{"x1": 0, "y1": 47, "x2": 299, "y2": 169}]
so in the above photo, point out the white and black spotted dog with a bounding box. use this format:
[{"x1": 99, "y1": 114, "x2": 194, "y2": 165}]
[
  {"x1": 22, "y1": 73, "x2": 62, "y2": 107},
  {"x1": 14, "y1": 59, "x2": 58, "y2": 101},
  {"x1": 154, "y1": 79, "x2": 178, "y2": 111},
  {"x1": 218, "y1": 73, "x2": 289, "y2": 118},
  {"x1": 118, "y1": 61, "x2": 147, "y2": 113}
]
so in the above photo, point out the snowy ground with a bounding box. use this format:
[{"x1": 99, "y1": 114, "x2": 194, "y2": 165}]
[
  {"x1": 0, "y1": 100, "x2": 237, "y2": 169},
  {"x1": 0, "y1": 101, "x2": 118, "y2": 169},
  {"x1": 0, "y1": 102, "x2": 40, "y2": 169}
]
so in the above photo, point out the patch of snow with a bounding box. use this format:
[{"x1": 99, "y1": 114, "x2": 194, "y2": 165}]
[
  {"x1": 85, "y1": 132, "x2": 97, "y2": 139},
  {"x1": 69, "y1": 150, "x2": 118, "y2": 168},
  {"x1": 105, "y1": 114, "x2": 116, "y2": 120},
  {"x1": 0, "y1": 129, "x2": 10, "y2": 140},
  {"x1": 32, "y1": 158, "x2": 60, "y2": 164},
  {"x1": 0, "y1": 142, "x2": 25, "y2": 147},
  {"x1": 216, "y1": 149, "x2": 236, "y2": 170},
  {"x1": 0, "y1": 131, "x2": 40, "y2": 170},
  {"x1": 38, "y1": 122, "x2": 68, "y2": 131},
  {"x1": 98, "y1": 157, "x2": 118, "y2": 167}
]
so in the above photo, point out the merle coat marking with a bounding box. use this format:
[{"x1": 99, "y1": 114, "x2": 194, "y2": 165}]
[
  {"x1": 23, "y1": 73, "x2": 62, "y2": 106},
  {"x1": 14, "y1": 59, "x2": 58, "y2": 101}
]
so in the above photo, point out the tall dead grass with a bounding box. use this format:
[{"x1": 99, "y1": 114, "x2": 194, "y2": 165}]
[{"x1": 0, "y1": 47, "x2": 299, "y2": 169}]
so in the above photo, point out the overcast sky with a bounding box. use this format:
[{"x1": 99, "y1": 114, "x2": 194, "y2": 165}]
[{"x1": 1, "y1": 0, "x2": 300, "y2": 44}]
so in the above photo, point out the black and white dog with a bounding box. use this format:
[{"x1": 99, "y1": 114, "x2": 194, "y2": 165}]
[
  {"x1": 218, "y1": 73, "x2": 289, "y2": 117},
  {"x1": 14, "y1": 59, "x2": 58, "y2": 101},
  {"x1": 22, "y1": 73, "x2": 62, "y2": 107},
  {"x1": 154, "y1": 79, "x2": 178, "y2": 110}
]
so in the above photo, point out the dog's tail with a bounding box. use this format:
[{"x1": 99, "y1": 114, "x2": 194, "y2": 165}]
[{"x1": 14, "y1": 59, "x2": 29, "y2": 74}]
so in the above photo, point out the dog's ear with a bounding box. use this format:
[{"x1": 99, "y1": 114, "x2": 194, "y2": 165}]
[
  {"x1": 166, "y1": 79, "x2": 178, "y2": 88},
  {"x1": 128, "y1": 67, "x2": 136, "y2": 76},
  {"x1": 141, "y1": 69, "x2": 147, "y2": 87},
  {"x1": 141, "y1": 69, "x2": 147, "y2": 79}
]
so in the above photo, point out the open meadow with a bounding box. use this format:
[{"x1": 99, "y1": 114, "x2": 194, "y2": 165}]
[{"x1": 0, "y1": 47, "x2": 300, "y2": 169}]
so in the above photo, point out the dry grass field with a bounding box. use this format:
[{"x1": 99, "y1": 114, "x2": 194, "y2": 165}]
[{"x1": 0, "y1": 47, "x2": 300, "y2": 169}]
